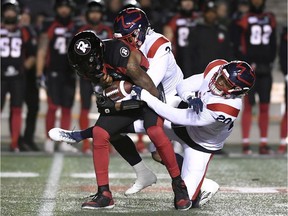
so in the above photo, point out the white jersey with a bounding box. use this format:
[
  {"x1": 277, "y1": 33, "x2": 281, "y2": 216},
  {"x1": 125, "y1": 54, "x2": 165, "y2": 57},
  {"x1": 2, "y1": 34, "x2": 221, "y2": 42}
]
[
  {"x1": 141, "y1": 59, "x2": 242, "y2": 151},
  {"x1": 140, "y1": 30, "x2": 183, "y2": 98}
]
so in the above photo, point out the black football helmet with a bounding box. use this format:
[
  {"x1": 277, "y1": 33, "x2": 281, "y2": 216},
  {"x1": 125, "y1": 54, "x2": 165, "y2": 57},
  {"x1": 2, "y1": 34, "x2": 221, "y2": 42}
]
[
  {"x1": 1, "y1": 0, "x2": 20, "y2": 24},
  {"x1": 68, "y1": 30, "x2": 105, "y2": 81},
  {"x1": 85, "y1": 0, "x2": 105, "y2": 25},
  {"x1": 114, "y1": 7, "x2": 150, "y2": 48},
  {"x1": 209, "y1": 61, "x2": 256, "y2": 99}
]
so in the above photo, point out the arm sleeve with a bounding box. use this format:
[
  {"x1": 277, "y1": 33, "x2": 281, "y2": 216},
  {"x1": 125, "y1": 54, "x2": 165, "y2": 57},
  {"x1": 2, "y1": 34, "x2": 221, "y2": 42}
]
[
  {"x1": 141, "y1": 89, "x2": 213, "y2": 126},
  {"x1": 176, "y1": 73, "x2": 204, "y2": 101}
]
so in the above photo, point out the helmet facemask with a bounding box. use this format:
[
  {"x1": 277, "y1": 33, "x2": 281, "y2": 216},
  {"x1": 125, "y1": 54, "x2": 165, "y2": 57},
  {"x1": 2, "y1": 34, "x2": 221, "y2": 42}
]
[{"x1": 209, "y1": 66, "x2": 250, "y2": 99}]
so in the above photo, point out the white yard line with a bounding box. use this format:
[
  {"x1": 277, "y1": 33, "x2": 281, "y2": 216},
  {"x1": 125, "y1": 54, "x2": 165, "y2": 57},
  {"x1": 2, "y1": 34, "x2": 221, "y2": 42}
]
[
  {"x1": 0, "y1": 172, "x2": 39, "y2": 177},
  {"x1": 38, "y1": 153, "x2": 64, "y2": 216}
]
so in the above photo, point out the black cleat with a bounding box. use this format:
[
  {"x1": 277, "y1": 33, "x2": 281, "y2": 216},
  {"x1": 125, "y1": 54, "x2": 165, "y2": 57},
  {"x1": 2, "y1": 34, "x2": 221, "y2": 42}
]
[
  {"x1": 82, "y1": 186, "x2": 115, "y2": 210},
  {"x1": 172, "y1": 177, "x2": 192, "y2": 211}
]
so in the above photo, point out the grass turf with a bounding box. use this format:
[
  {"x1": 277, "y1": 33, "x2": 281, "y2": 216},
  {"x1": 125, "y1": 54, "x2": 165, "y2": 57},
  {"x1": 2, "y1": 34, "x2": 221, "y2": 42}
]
[{"x1": 1, "y1": 154, "x2": 287, "y2": 216}]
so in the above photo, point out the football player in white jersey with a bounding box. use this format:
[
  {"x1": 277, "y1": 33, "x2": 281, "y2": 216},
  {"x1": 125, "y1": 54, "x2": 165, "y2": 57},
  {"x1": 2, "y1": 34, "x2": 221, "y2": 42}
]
[{"x1": 131, "y1": 59, "x2": 256, "y2": 203}]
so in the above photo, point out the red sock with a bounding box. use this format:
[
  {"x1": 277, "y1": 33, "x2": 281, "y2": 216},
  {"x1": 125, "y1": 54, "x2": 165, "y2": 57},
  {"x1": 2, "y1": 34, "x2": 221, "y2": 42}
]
[
  {"x1": 92, "y1": 126, "x2": 110, "y2": 186},
  {"x1": 61, "y1": 107, "x2": 71, "y2": 130},
  {"x1": 280, "y1": 111, "x2": 287, "y2": 139},
  {"x1": 241, "y1": 96, "x2": 252, "y2": 143},
  {"x1": 259, "y1": 103, "x2": 269, "y2": 138},
  {"x1": 147, "y1": 124, "x2": 180, "y2": 178},
  {"x1": 10, "y1": 107, "x2": 22, "y2": 149},
  {"x1": 46, "y1": 98, "x2": 57, "y2": 138}
]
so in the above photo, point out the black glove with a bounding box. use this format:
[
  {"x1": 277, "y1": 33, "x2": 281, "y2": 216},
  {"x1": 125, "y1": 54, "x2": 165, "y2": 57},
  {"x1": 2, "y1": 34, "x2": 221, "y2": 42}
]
[
  {"x1": 96, "y1": 95, "x2": 117, "y2": 114},
  {"x1": 187, "y1": 97, "x2": 203, "y2": 114},
  {"x1": 36, "y1": 75, "x2": 46, "y2": 89}
]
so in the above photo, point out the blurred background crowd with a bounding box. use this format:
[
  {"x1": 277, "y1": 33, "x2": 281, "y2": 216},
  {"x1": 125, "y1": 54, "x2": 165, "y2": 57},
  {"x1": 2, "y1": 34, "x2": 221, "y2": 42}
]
[{"x1": 1, "y1": 0, "x2": 287, "y2": 155}]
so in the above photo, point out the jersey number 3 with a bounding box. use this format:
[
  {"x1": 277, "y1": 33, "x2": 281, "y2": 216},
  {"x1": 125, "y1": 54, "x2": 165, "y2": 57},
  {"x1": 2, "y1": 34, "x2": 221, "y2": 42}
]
[{"x1": 0, "y1": 37, "x2": 22, "y2": 58}]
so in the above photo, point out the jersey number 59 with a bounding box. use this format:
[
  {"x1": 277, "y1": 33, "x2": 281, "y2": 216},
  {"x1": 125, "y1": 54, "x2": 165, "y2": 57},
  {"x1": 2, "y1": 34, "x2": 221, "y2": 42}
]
[{"x1": 0, "y1": 37, "x2": 22, "y2": 58}]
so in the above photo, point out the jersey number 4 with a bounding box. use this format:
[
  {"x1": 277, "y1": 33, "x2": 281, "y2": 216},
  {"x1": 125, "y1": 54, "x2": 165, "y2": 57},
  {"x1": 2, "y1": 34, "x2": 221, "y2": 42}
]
[
  {"x1": 54, "y1": 37, "x2": 67, "y2": 54},
  {"x1": 250, "y1": 24, "x2": 272, "y2": 45},
  {"x1": 0, "y1": 37, "x2": 22, "y2": 58}
]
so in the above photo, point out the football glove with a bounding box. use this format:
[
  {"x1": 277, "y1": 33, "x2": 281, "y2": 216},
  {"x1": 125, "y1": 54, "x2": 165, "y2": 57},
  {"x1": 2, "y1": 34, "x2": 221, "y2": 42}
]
[{"x1": 187, "y1": 96, "x2": 203, "y2": 114}]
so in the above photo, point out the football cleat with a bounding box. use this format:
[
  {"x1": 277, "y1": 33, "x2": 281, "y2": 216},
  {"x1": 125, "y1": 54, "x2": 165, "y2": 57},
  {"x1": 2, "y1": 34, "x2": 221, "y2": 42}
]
[
  {"x1": 259, "y1": 145, "x2": 274, "y2": 155},
  {"x1": 242, "y1": 145, "x2": 252, "y2": 155},
  {"x1": 48, "y1": 128, "x2": 82, "y2": 144},
  {"x1": 172, "y1": 177, "x2": 192, "y2": 211},
  {"x1": 198, "y1": 178, "x2": 219, "y2": 207},
  {"x1": 82, "y1": 187, "x2": 115, "y2": 210},
  {"x1": 125, "y1": 169, "x2": 157, "y2": 196}
]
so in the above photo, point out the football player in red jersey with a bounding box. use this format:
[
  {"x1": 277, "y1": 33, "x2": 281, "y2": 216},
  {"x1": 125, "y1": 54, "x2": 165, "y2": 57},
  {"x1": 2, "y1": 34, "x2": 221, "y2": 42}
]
[
  {"x1": 36, "y1": 0, "x2": 79, "y2": 153},
  {"x1": 77, "y1": 0, "x2": 113, "y2": 154},
  {"x1": 56, "y1": 27, "x2": 192, "y2": 210},
  {"x1": 231, "y1": 0, "x2": 277, "y2": 154},
  {"x1": 1, "y1": 0, "x2": 37, "y2": 152}
]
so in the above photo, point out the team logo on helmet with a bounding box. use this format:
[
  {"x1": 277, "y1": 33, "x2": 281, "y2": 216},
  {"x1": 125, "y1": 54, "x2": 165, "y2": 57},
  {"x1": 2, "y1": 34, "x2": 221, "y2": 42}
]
[
  {"x1": 74, "y1": 39, "x2": 91, "y2": 55},
  {"x1": 120, "y1": 47, "x2": 130, "y2": 57}
]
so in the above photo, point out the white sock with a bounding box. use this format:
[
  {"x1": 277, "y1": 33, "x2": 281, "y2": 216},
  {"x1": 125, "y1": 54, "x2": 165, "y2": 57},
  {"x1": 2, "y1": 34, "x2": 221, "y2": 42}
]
[{"x1": 133, "y1": 161, "x2": 150, "y2": 176}]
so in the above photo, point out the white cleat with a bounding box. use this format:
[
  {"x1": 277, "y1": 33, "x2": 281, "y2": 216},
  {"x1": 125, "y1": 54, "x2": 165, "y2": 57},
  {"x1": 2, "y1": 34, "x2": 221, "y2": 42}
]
[
  {"x1": 48, "y1": 128, "x2": 79, "y2": 144},
  {"x1": 58, "y1": 142, "x2": 79, "y2": 153},
  {"x1": 44, "y1": 139, "x2": 55, "y2": 153},
  {"x1": 198, "y1": 178, "x2": 220, "y2": 207},
  {"x1": 125, "y1": 170, "x2": 157, "y2": 196}
]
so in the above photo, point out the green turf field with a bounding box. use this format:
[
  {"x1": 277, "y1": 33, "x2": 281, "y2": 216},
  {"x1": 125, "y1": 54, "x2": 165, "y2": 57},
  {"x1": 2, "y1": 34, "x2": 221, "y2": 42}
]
[{"x1": 1, "y1": 153, "x2": 287, "y2": 216}]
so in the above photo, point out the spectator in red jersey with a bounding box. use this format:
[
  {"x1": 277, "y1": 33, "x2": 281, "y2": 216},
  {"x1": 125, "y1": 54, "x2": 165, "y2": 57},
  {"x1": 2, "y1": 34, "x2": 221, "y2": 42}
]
[
  {"x1": 36, "y1": 0, "x2": 80, "y2": 153},
  {"x1": 1, "y1": 0, "x2": 37, "y2": 152},
  {"x1": 231, "y1": 0, "x2": 277, "y2": 154}
]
